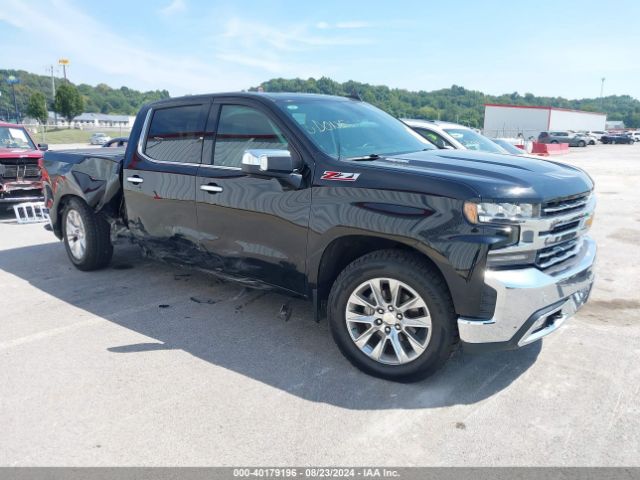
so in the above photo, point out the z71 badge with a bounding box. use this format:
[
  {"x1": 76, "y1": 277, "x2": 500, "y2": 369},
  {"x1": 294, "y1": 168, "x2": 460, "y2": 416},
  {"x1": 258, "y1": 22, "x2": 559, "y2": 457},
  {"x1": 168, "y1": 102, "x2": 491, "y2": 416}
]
[{"x1": 321, "y1": 171, "x2": 361, "y2": 181}]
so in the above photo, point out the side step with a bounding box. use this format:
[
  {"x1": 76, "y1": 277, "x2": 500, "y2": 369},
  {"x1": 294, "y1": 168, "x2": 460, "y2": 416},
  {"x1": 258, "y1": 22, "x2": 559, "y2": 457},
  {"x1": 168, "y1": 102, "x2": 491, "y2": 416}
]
[{"x1": 12, "y1": 202, "x2": 50, "y2": 224}]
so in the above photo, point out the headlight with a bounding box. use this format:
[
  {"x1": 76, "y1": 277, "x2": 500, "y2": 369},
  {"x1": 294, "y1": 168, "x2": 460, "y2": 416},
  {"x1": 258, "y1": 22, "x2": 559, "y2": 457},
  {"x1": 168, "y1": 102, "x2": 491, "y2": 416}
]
[{"x1": 464, "y1": 201, "x2": 537, "y2": 224}]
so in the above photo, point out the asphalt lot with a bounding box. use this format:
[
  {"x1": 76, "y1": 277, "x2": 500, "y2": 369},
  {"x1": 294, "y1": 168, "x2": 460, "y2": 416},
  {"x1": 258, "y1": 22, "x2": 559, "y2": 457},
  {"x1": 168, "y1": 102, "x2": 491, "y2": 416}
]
[{"x1": 1, "y1": 144, "x2": 639, "y2": 466}]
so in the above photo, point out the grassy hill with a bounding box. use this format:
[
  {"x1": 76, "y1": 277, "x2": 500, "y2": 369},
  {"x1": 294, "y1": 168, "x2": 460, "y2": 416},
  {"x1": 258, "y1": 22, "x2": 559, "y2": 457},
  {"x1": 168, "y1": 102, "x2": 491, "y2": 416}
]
[
  {"x1": 0, "y1": 68, "x2": 170, "y2": 120},
  {"x1": 252, "y1": 77, "x2": 640, "y2": 128},
  {"x1": 2, "y1": 68, "x2": 639, "y2": 127}
]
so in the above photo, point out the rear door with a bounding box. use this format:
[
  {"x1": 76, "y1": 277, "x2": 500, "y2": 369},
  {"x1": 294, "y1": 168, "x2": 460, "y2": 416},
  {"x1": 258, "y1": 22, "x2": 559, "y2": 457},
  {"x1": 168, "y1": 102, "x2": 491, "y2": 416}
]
[
  {"x1": 195, "y1": 99, "x2": 312, "y2": 293},
  {"x1": 123, "y1": 101, "x2": 209, "y2": 263}
]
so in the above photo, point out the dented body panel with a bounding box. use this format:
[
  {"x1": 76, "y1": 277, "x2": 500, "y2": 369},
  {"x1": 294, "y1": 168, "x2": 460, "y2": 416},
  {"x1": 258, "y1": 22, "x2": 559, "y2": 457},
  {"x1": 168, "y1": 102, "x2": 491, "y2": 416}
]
[{"x1": 43, "y1": 148, "x2": 124, "y2": 237}]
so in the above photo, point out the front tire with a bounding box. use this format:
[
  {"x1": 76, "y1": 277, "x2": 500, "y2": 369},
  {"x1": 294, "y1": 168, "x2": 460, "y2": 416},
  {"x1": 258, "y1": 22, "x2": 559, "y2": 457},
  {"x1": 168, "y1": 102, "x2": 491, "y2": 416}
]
[
  {"x1": 328, "y1": 250, "x2": 457, "y2": 382},
  {"x1": 578, "y1": 140, "x2": 586, "y2": 147},
  {"x1": 62, "y1": 198, "x2": 113, "y2": 271}
]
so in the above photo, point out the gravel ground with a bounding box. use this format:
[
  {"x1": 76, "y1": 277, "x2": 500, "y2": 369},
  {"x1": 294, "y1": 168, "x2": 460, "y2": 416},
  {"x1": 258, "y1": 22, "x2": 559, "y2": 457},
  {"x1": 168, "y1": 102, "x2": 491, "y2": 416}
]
[{"x1": 1, "y1": 143, "x2": 638, "y2": 466}]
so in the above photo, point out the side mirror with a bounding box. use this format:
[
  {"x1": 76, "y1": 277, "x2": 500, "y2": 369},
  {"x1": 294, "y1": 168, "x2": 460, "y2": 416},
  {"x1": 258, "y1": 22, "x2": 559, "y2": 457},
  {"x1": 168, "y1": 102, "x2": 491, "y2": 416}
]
[
  {"x1": 38, "y1": 143, "x2": 49, "y2": 151},
  {"x1": 241, "y1": 149, "x2": 301, "y2": 174},
  {"x1": 241, "y1": 149, "x2": 303, "y2": 188}
]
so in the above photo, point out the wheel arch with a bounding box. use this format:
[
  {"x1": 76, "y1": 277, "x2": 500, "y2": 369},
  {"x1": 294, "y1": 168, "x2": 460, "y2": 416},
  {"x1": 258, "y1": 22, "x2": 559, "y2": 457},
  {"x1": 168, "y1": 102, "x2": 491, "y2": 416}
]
[
  {"x1": 311, "y1": 233, "x2": 451, "y2": 319},
  {"x1": 53, "y1": 194, "x2": 87, "y2": 238}
]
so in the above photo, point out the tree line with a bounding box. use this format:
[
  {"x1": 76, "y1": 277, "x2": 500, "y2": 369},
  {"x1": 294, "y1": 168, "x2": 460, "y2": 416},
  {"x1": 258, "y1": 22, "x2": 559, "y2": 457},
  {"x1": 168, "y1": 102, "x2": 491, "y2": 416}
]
[
  {"x1": 0, "y1": 68, "x2": 170, "y2": 123},
  {"x1": 2, "y1": 68, "x2": 639, "y2": 127},
  {"x1": 251, "y1": 77, "x2": 640, "y2": 128}
]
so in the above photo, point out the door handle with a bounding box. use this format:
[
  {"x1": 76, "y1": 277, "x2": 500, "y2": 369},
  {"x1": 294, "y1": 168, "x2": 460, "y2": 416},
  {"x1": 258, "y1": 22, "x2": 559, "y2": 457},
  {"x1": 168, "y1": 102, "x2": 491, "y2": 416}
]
[
  {"x1": 200, "y1": 184, "x2": 223, "y2": 193},
  {"x1": 126, "y1": 176, "x2": 144, "y2": 184}
]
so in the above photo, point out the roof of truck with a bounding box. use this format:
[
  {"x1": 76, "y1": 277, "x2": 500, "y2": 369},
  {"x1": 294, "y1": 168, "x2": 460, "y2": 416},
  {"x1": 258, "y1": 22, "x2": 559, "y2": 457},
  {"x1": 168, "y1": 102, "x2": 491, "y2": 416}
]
[{"x1": 151, "y1": 92, "x2": 354, "y2": 106}]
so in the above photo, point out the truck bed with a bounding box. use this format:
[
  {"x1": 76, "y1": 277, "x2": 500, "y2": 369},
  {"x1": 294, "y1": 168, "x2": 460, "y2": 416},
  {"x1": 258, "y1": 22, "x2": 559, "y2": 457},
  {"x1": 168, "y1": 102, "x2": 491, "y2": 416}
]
[
  {"x1": 44, "y1": 147, "x2": 126, "y2": 165},
  {"x1": 42, "y1": 148, "x2": 126, "y2": 237}
]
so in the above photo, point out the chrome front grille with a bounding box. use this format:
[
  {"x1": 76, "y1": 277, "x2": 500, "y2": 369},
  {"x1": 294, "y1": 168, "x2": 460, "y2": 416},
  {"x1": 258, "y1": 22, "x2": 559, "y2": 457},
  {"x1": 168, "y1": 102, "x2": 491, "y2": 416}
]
[
  {"x1": 487, "y1": 191, "x2": 595, "y2": 271},
  {"x1": 542, "y1": 193, "x2": 590, "y2": 217},
  {"x1": 0, "y1": 160, "x2": 40, "y2": 180},
  {"x1": 541, "y1": 219, "x2": 581, "y2": 236},
  {"x1": 536, "y1": 238, "x2": 581, "y2": 269}
]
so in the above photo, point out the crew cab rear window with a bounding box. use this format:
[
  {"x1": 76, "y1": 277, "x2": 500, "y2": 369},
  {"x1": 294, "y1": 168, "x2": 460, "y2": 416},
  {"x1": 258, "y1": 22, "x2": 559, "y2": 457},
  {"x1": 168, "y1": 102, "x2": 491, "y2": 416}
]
[
  {"x1": 213, "y1": 105, "x2": 288, "y2": 168},
  {"x1": 144, "y1": 104, "x2": 204, "y2": 163}
]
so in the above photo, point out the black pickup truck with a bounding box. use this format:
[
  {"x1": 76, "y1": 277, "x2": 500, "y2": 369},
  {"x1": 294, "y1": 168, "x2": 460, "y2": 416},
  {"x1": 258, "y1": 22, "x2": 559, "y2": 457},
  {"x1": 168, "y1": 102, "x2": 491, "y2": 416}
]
[{"x1": 42, "y1": 93, "x2": 596, "y2": 381}]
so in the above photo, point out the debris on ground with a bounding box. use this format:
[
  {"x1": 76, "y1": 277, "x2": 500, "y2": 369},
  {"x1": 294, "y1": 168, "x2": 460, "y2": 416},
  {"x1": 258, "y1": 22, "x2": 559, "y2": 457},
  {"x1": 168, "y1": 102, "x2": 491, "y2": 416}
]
[
  {"x1": 278, "y1": 303, "x2": 292, "y2": 322},
  {"x1": 112, "y1": 264, "x2": 134, "y2": 270},
  {"x1": 158, "y1": 304, "x2": 170, "y2": 308},
  {"x1": 190, "y1": 296, "x2": 216, "y2": 304}
]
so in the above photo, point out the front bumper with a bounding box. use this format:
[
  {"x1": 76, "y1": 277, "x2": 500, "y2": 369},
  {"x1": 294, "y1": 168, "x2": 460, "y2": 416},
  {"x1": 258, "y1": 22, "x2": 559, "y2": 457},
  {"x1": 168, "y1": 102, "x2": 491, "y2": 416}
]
[
  {"x1": 458, "y1": 236, "x2": 596, "y2": 352},
  {"x1": 0, "y1": 181, "x2": 43, "y2": 204},
  {"x1": 0, "y1": 180, "x2": 43, "y2": 203}
]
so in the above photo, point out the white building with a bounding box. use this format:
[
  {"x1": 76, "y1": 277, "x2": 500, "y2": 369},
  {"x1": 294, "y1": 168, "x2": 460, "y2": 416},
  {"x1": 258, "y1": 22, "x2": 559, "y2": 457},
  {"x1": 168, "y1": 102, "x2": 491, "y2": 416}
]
[
  {"x1": 483, "y1": 104, "x2": 607, "y2": 139},
  {"x1": 605, "y1": 120, "x2": 625, "y2": 130},
  {"x1": 44, "y1": 111, "x2": 135, "y2": 128}
]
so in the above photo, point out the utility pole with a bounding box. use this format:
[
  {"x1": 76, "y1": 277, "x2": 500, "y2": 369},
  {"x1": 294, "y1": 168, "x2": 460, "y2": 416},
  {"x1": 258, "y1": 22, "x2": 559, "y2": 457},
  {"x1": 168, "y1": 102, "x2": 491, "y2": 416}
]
[
  {"x1": 6, "y1": 75, "x2": 20, "y2": 123},
  {"x1": 42, "y1": 92, "x2": 48, "y2": 142},
  {"x1": 50, "y1": 65, "x2": 56, "y2": 97},
  {"x1": 49, "y1": 65, "x2": 57, "y2": 125}
]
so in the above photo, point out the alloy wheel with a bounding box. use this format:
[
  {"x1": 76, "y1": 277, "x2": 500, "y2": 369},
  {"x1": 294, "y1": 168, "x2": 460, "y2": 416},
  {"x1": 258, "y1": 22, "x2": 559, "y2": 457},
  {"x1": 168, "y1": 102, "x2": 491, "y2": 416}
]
[
  {"x1": 345, "y1": 278, "x2": 432, "y2": 365},
  {"x1": 65, "y1": 209, "x2": 87, "y2": 260}
]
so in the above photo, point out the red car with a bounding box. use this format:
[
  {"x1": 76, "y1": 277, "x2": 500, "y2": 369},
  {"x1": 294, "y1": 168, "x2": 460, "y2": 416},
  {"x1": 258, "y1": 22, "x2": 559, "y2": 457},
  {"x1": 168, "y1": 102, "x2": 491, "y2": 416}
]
[{"x1": 0, "y1": 122, "x2": 47, "y2": 204}]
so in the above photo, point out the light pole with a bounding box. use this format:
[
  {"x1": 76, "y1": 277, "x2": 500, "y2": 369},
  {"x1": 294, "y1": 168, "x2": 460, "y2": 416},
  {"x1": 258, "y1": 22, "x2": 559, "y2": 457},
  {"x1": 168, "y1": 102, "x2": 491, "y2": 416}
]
[
  {"x1": 6, "y1": 75, "x2": 20, "y2": 123},
  {"x1": 58, "y1": 58, "x2": 70, "y2": 81},
  {"x1": 48, "y1": 65, "x2": 58, "y2": 125},
  {"x1": 600, "y1": 77, "x2": 606, "y2": 110}
]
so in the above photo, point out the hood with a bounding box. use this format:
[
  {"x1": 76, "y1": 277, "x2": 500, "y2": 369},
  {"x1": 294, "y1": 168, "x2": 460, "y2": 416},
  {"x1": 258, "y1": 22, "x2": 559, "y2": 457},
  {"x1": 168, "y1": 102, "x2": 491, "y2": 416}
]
[
  {"x1": 366, "y1": 149, "x2": 593, "y2": 202},
  {"x1": 0, "y1": 147, "x2": 42, "y2": 159}
]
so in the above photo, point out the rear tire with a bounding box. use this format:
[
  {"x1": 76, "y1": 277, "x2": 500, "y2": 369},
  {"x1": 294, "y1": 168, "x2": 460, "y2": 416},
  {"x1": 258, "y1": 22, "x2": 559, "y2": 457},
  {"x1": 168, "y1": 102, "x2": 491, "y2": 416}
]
[
  {"x1": 62, "y1": 197, "x2": 113, "y2": 271},
  {"x1": 328, "y1": 250, "x2": 457, "y2": 382},
  {"x1": 578, "y1": 140, "x2": 586, "y2": 147}
]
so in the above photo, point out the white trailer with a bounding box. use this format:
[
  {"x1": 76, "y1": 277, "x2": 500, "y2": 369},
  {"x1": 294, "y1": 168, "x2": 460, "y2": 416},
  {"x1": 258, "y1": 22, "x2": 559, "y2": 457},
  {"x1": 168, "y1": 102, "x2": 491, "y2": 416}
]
[{"x1": 483, "y1": 104, "x2": 607, "y2": 140}]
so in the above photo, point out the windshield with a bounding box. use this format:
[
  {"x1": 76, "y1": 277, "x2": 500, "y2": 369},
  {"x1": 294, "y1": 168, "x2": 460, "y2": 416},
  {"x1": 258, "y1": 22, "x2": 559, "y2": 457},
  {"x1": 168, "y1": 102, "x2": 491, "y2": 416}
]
[
  {"x1": 275, "y1": 99, "x2": 435, "y2": 159},
  {"x1": 0, "y1": 126, "x2": 36, "y2": 150},
  {"x1": 443, "y1": 128, "x2": 506, "y2": 154},
  {"x1": 491, "y1": 139, "x2": 524, "y2": 155}
]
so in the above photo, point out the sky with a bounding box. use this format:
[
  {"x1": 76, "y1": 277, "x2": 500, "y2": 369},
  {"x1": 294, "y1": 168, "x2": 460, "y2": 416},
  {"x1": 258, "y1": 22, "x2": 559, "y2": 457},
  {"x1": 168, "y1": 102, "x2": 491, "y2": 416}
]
[{"x1": 0, "y1": 0, "x2": 639, "y2": 99}]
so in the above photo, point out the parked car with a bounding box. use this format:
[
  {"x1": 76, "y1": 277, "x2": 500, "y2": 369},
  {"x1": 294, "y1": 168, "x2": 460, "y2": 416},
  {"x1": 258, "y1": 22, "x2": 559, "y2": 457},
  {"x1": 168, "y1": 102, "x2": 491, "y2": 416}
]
[
  {"x1": 601, "y1": 133, "x2": 635, "y2": 144},
  {"x1": 576, "y1": 131, "x2": 598, "y2": 145},
  {"x1": 586, "y1": 130, "x2": 608, "y2": 141},
  {"x1": 402, "y1": 119, "x2": 508, "y2": 154},
  {"x1": 538, "y1": 131, "x2": 588, "y2": 147},
  {"x1": 42, "y1": 93, "x2": 596, "y2": 382},
  {"x1": 0, "y1": 122, "x2": 47, "y2": 205},
  {"x1": 89, "y1": 133, "x2": 111, "y2": 145},
  {"x1": 625, "y1": 131, "x2": 640, "y2": 142},
  {"x1": 102, "y1": 137, "x2": 128, "y2": 148},
  {"x1": 490, "y1": 138, "x2": 527, "y2": 155}
]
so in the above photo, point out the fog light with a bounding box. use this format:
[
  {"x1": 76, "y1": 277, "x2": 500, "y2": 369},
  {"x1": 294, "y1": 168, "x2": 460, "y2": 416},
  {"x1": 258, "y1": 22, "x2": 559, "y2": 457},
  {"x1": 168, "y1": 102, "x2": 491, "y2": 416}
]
[{"x1": 585, "y1": 213, "x2": 595, "y2": 230}]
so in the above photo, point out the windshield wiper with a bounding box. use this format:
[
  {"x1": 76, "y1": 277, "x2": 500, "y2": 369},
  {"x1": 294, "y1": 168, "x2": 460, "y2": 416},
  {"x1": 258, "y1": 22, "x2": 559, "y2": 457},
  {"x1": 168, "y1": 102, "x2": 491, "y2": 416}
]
[{"x1": 344, "y1": 154, "x2": 382, "y2": 161}]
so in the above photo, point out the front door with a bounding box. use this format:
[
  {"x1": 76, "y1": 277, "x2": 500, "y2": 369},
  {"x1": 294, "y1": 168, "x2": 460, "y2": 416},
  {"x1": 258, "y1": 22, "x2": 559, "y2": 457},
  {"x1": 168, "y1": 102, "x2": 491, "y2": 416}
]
[
  {"x1": 195, "y1": 100, "x2": 312, "y2": 293},
  {"x1": 123, "y1": 102, "x2": 209, "y2": 264}
]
